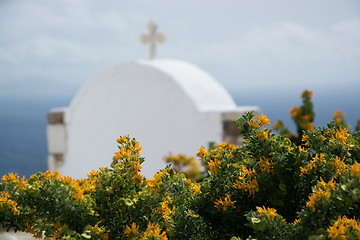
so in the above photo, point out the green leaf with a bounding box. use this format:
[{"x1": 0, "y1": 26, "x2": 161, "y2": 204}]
[
  {"x1": 251, "y1": 217, "x2": 261, "y2": 224},
  {"x1": 124, "y1": 198, "x2": 133, "y2": 206},
  {"x1": 81, "y1": 233, "x2": 92, "y2": 239}
]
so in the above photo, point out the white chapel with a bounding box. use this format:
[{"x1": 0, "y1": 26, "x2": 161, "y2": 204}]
[{"x1": 46, "y1": 22, "x2": 261, "y2": 179}]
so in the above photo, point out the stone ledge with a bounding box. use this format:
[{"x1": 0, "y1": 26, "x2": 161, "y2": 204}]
[{"x1": 48, "y1": 111, "x2": 64, "y2": 124}]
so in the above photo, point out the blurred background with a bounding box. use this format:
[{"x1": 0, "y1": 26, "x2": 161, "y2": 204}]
[{"x1": 0, "y1": 0, "x2": 359, "y2": 178}]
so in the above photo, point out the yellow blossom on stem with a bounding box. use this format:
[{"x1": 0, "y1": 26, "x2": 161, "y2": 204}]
[
  {"x1": 330, "y1": 156, "x2": 349, "y2": 176},
  {"x1": 256, "y1": 129, "x2": 269, "y2": 140},
  {"x1": 160, "y1": 196, "x2": 175, "y2": 229},
  {"x1": 293, "y1": 218, "x2": 301, "y2": 224},
  {"x1": 257, "y1": 114, "x2": 270, "y2": 128},
  {"x1": 140, "y1": 222, "x2": 168, "y2": 240},
  {"x1": 0, "y1": 191, "x2": 20, "y2": 215},
  {"x1": 351, "y1": 162, "x2": 360, "y2": 182},
  {"x1": 185, "y1": 179, "x2": 201, "y2": 195},
  {"x1": 124, "y1": 222, "x2": 140, "y2": 238},
  {"x1": 117, "y1": 136, "x2": 128, "y2": 144},
  {"x1": 298, "y1": 146, "x2": 308, "y2": 154},
  {"x1": 214, "y1": 194, "x2": 235, "y2": 211},
  {"x1": 257, "y1": 206, "x2": 278, "y2": 221},
  {"x1": 258, "y1": 156, "x2": 275, "y2": 173},
  {"x1": 146, "y1": 170, "x2": 171, "y2": 192},
  {"x1": 306, "y1": 177, "x2": 335, "y2": 212},
  {"x1": 335, "y1": 126, "x2": 350, "y2": 145},
  {"x1": 233, "y1": 165, "x2": 259, "y2": 196},
  {"x1": 249, "y1": 119, "x2": 260, "y2": 128},
  {"x1": 61, "y1": 176, "x2": 75, "y2": 185},
  {"x1": 300, "y1": 153, "x2": 326, "y2": 176},
  {"x1": 1, "y1": 172, "x2": 21, "y2": 184},
  {"x1": 208, "y1": 158, "x2": 221, "y2": 175},
  {"x1": 327, "y1": 215, "x2": 360, "y2": 240},
  {"x1": 301, "y1": 134, "x2": 309, "y2": 146},
  {"x1": 197, "y1": 146, "x2": 209, "y2": 160}
]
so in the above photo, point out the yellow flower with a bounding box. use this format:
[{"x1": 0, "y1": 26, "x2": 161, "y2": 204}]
[
  {"x1": 335, "y1": 126, "x2": 350, "y2": 145},
  {"x1": 256, "y1": 129, "x2": 268, "y2": 140},
  {"x1": 248, "y1": 119, "x2": 260, "y2": 128},
  {"x1": 140, "y1": 222, "x2": 167, "y2": 240},
  {"x1": 0, "y1": 191, "x2": 20, "y2": 215},
  {"x1": 257, "y1": 206, "x2": 278, "y2": 221},
  {"x1": 1, "y1": 172, "x2": 20, "y2": 183},
  {"x1": 124, "y1": 222, "x2": 139, "y2": 238},
  {"x1": 301, "y1": 134, "x2": 309, "y2": 146},
  {"x1": 214, "y1": 194, "x2": 235, "y2": 211},
  {"x1": 330, "y1": 156, "x2": 349, "y2": 176},
  {"x1": 351, "y1": 162, "x2": 360, "y2": 182},
  {"x1": 71, "y1": 181, "x2": 85, "y2": 201},
  {"x1": 293, "y1": 218, "x2": 301, "y2": 224},
  {"x1": 306, "y1": 178, "x2": 335, "y2": 212},
  {"x1": 257, "y1": 114, "x2": 270, "y2": 128},
  {"x1": 300, "y1": 153, "x2": 326, "y2": 176},
  {"x1": 61, "y1": 176, "x2": 75, "y2": 185},
  {"x1": 208, "y1": 158, "x2": 221, "y2": 175},
  {"x1": 327, "y1": 215, "x2": 360, "y2": 240},
  {"x1": 193, "y1": 184, "x2": 201, "y2": 195},
  {"x1": 197, "y1": 146, "x2": 209, "y2": 159},
  {"x1": 233, "y1": 166, "x2": 259, "y2": 196},
  {"x1": 258, "y1": 156, "x2": 275, "y2": 173},
  {"x1": 117, "y1": 136, "x2": 128, "y2": 144},
  {"x1": 147, "y1": 169, "x2": 172, "y2": 192}
]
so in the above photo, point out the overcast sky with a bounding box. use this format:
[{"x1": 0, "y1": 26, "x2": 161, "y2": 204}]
[{"x1": 0, "y1": 0, "x2": 359, "y2": 109}]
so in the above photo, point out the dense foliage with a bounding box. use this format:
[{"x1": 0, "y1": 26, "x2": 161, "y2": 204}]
[{"x1": 1, "y1": 91, "x2": 360, "y2": 239}]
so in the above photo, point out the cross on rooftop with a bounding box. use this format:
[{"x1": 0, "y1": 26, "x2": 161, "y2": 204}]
[{"x1": 140, "y1": 20, "x2": 165, "y2": 59}]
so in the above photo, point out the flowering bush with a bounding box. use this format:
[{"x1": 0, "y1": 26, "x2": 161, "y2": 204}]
[{"x1": 1, "y1": 93, "x2": 360, "y2": 239}]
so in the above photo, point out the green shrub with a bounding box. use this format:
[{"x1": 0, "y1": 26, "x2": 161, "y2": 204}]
[{"x1": 1, "y1": 92, "x2": 360, "y2": 240}]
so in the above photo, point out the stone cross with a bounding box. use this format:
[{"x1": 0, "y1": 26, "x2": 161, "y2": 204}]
[{"x1": 140, "y1": 20, "x2": 165, "y2": 59}]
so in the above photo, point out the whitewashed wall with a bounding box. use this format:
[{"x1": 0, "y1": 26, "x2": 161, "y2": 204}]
[{"x1": 48, "y1": 59, "x2": 260, "y2": 179}]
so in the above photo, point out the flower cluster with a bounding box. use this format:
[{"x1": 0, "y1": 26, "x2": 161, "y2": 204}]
[
  {"x1": 214, "y1": 194, "x2": 235, "y2": 211},
  {"x1": 300, "y1": 153, "x2": 327, "y2": 176},
  {"x1": 327, "y1": 215, "x2": 360, "y2": 239},
  {"x1": 232, "y1": 165, "x2": 259, "y2": 196},
  {"x1": 306, "y1": 177, "x2": 336, "y2": 212},
  {"x1": 258, "y1": 156, "x2": 275, "y2": 173},
  {"x1": 257, "y1": 206, "x2": 278, "y2": 221},
  {"x1": 274, "y1": 90, "x2": 315, "y2": 145}
]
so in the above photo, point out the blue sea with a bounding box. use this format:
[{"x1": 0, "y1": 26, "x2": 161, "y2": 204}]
[
  {"x1": 0, "y1": 98, "x2": 71, "y2": 178},
  {"x1": 0, "y1": 88, "x2": 359, "y2": 179}
]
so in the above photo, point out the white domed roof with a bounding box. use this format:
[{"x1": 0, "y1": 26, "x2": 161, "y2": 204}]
[{"x1": 137, "y1": 59, "x2": 237, "y2": 111}]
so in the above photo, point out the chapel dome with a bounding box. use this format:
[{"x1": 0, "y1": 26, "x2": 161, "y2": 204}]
[{"x1": 69, "y1": 59, "x2": 237, "y2": 114}]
